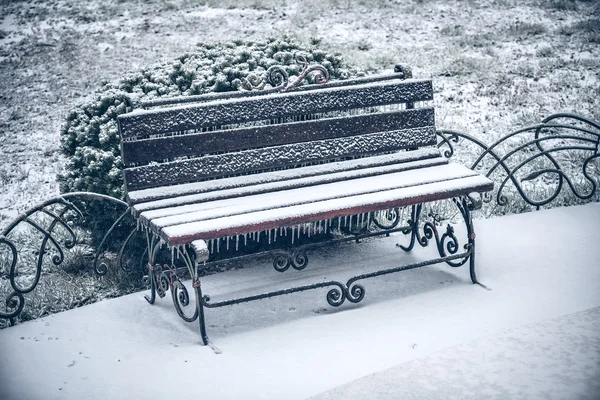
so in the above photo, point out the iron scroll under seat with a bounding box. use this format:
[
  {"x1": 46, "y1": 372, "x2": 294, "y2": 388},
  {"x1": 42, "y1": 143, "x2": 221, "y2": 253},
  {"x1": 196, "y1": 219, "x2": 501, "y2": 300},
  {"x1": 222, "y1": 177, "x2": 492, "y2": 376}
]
[{"x1": 117, "y1": 64, "x2": 494, "y2": 345}]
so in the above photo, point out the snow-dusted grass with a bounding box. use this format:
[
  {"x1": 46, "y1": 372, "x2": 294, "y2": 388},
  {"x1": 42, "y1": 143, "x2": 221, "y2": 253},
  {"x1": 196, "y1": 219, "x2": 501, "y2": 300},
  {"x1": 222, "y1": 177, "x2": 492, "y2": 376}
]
[
  {"x1": 0, "y1": 203, "x2": 599, "y2": 399},
  {"x1": 0, "y1": 0, "x2": 599, "y2": 224},
  {"x1": 0, "y1": 218, "x2": 144, "y2": 328}
]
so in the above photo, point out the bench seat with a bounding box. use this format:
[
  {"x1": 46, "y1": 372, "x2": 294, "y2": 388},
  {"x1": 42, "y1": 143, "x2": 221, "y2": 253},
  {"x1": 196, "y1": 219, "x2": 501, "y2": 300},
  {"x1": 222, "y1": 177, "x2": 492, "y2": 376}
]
[{"x1": 130, "y1": 149, "x2": 493, "y2": 246}]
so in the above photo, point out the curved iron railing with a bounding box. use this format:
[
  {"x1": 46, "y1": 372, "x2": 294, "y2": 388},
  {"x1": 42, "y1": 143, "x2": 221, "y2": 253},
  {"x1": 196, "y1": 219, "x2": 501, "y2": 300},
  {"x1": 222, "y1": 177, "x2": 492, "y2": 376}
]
[
  {"x1": 0, "y1": 192, "x2": 141, "y2": 326},
  {"x1": 436, "y1": 113, "x2": 600, "y2": 214}
]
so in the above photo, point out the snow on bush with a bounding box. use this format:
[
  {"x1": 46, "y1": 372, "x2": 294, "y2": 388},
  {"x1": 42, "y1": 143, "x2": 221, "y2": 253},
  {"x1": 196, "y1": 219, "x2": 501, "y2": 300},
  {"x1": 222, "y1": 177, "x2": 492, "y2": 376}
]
[{"x1": 58, "y1": 36, "x2": 360, "y2": 198}]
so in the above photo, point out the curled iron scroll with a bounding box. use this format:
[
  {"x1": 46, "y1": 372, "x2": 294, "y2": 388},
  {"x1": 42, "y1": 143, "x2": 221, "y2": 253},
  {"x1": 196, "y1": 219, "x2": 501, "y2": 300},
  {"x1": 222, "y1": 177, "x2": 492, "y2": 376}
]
[{"x1": 238, "y1": 54, "x2": 329, "y2": 93}]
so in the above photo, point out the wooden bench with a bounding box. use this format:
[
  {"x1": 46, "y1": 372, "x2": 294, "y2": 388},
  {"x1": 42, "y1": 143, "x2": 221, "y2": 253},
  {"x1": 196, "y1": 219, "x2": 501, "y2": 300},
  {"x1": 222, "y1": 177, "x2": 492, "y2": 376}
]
[{"x1": 117, "y1": 64, "x2": 494, "y2": 345}]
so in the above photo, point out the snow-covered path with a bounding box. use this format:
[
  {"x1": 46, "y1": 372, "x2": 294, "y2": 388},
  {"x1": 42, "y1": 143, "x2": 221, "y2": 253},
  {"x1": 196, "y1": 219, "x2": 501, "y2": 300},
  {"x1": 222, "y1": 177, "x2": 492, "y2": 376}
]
[
  {"x1": 310, "y1": 307, "x2": 600, "y2": 399},
  {"x1": 1, "y1": 203, "x2": 599, "y2": 400}
]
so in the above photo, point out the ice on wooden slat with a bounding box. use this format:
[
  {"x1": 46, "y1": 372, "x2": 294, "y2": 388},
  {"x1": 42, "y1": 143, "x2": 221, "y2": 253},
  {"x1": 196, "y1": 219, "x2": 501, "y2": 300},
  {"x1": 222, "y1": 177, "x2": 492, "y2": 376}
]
[
  {"x1": 123, "y1": 79, "x2": 430, "y2": 127},
  {"x1": 193, "y1": 210, "x2": 410, "y2": 250},
  {"x1": 127, "y1": 126, "x2": 437, "y2": 192}
]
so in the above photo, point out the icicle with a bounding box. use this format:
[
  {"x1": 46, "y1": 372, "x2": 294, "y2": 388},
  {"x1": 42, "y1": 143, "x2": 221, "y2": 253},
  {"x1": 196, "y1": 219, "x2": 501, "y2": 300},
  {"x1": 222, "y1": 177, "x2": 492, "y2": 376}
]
[
  {"x1": 297, "y1": 225, "x2": 300, "y2": 239},
  {"x1": 274, "y1": 229, "x2": 278, "y2": 242},
  {"x1": 217, "y1": 238, "x2": 221, "y2": 253},
  {"x1": 236, "y1": 235, "x2": 240, "y2": 251},
  {"x1": 291, "y1": 228, "x2": 295, "y2": 245},
  {"x1": 244, "y1": 233, "x2": 247, "y2": 245},
  {"x1": 349, "y1": 216, "x2": 353, "y2": 231},
  {"x1": 226, "y1": 236, "x2": 230, "y2": 250},
  {"x1": 268, "y1": 229, "x2": 272, "y2": 245}
]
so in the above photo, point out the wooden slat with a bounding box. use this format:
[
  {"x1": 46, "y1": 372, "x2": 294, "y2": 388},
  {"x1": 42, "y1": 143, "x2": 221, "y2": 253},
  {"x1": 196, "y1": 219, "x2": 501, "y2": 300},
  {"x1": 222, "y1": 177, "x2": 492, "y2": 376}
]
[
  {"x1": 132, "y1": 156, "x2": 448, "y2": 215},
  {"x1": 140, "y1": 73, "x2": 410, "y2": 109},
  {"x1": 127, "y1": 148, "x2": 443, "y2": 204},
  {"x1": 123, "y1": 127, "x2": 437, "y2": 191},
  {"x1": 160, "y1": 174, "x2": 494, "y2": 245},
  {"x1": 117, "y1": 79, "x2": 433, "y2": 139},
  {"x1": 121, "y1": 108, "x2": 435, "y2": 166},
  {"x1": 145, "y1": 163, "x2": 479, "y2": 229}
]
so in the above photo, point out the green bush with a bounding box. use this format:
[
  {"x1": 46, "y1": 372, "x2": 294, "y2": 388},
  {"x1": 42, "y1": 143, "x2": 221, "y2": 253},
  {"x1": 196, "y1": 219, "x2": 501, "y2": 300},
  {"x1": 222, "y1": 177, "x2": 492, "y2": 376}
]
[{"x1": 58, "y1": 35, "x2": 360, "y2": 199}]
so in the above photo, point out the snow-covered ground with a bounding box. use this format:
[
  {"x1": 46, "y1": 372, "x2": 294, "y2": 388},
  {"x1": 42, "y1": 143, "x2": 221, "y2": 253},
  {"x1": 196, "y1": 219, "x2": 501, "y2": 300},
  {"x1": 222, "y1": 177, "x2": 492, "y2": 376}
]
[{"x1": 1, "y1": 203, "x2": 598, "y2": 400}]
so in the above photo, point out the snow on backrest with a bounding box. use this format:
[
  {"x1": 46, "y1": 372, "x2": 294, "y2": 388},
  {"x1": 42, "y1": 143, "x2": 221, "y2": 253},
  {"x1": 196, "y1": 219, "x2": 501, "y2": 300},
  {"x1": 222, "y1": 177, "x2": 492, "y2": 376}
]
[{"x1": 118, "y1": 74, "x2": 435, "y2": 192}]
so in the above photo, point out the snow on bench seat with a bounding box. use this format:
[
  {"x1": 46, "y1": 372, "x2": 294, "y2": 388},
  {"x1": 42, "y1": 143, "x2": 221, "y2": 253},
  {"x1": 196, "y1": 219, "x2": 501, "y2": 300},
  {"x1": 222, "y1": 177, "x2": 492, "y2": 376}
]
[
  {"x1": 143, "y1": 162, "x2": 474, "y2": 227},
  {"x1": 151, "y1": 164, "x2": 493, "y2": 246}
]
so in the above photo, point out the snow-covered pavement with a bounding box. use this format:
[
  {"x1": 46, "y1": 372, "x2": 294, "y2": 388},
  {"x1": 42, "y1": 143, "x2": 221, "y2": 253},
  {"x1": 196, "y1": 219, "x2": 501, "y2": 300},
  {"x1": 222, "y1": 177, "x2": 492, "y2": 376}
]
[
  {"x1": 1, "y1": 203, "x2": 599, "y2": 400},
  {"x1": 310, "y1": 307, "x2": 600, "y2": 400}
]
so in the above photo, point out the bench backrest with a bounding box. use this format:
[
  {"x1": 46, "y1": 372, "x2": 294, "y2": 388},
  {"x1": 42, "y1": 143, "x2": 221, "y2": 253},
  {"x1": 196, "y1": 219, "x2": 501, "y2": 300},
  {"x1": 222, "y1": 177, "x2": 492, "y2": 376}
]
[{"x1": 117, "y1": 72, "x2": 435, "y2": 195}]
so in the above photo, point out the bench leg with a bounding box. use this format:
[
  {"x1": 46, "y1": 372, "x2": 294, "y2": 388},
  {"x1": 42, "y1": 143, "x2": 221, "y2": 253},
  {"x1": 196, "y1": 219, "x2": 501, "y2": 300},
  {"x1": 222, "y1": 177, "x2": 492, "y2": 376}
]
[
  {"x1": 458, "y1": 196, "x2": 478, "y2": 285},
  {"x1": 184, "y1": 242, "x2": 211, "y2": 346},
  {"x1": 192, "y1": 279, "x2": 209, "y2": 346},
  {"x1": 144, "y1": 232, "x2": 161, "y2": 305},
  {"x1": 398, "y1": 204, "x2": 423, "y2": 252}
]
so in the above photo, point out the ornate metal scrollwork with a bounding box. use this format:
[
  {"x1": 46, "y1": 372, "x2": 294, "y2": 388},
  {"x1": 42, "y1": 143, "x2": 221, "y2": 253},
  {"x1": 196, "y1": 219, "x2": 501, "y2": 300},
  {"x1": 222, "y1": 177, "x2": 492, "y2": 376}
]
[
  {"x1": 268, "y1": 211, "x2": 405, "y2": 273},
  {"x1": 272, "y1": 249, "x2": 308, "y2": 272},
  {"x1": 326, "y1": 285, "x2": 346, "y2": 307},
  {"x1": 436, "y1": 113, "x2": 600, "y2": 211},
  {"x1": 147, "y1": 258, "x2": 198, "y2": 324},
  {"x1": 238, "y1": 54, "x2": 329, "y2": 93},
  {"x1": 398, "y1": 196, "x2": 477, "y2": 271},
  {"x1": 0, "y1": 192, "x2": 142, "y2": 327},
  {"x1": 371, "y1": 208, "x2": 401, "y2": 230}
]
